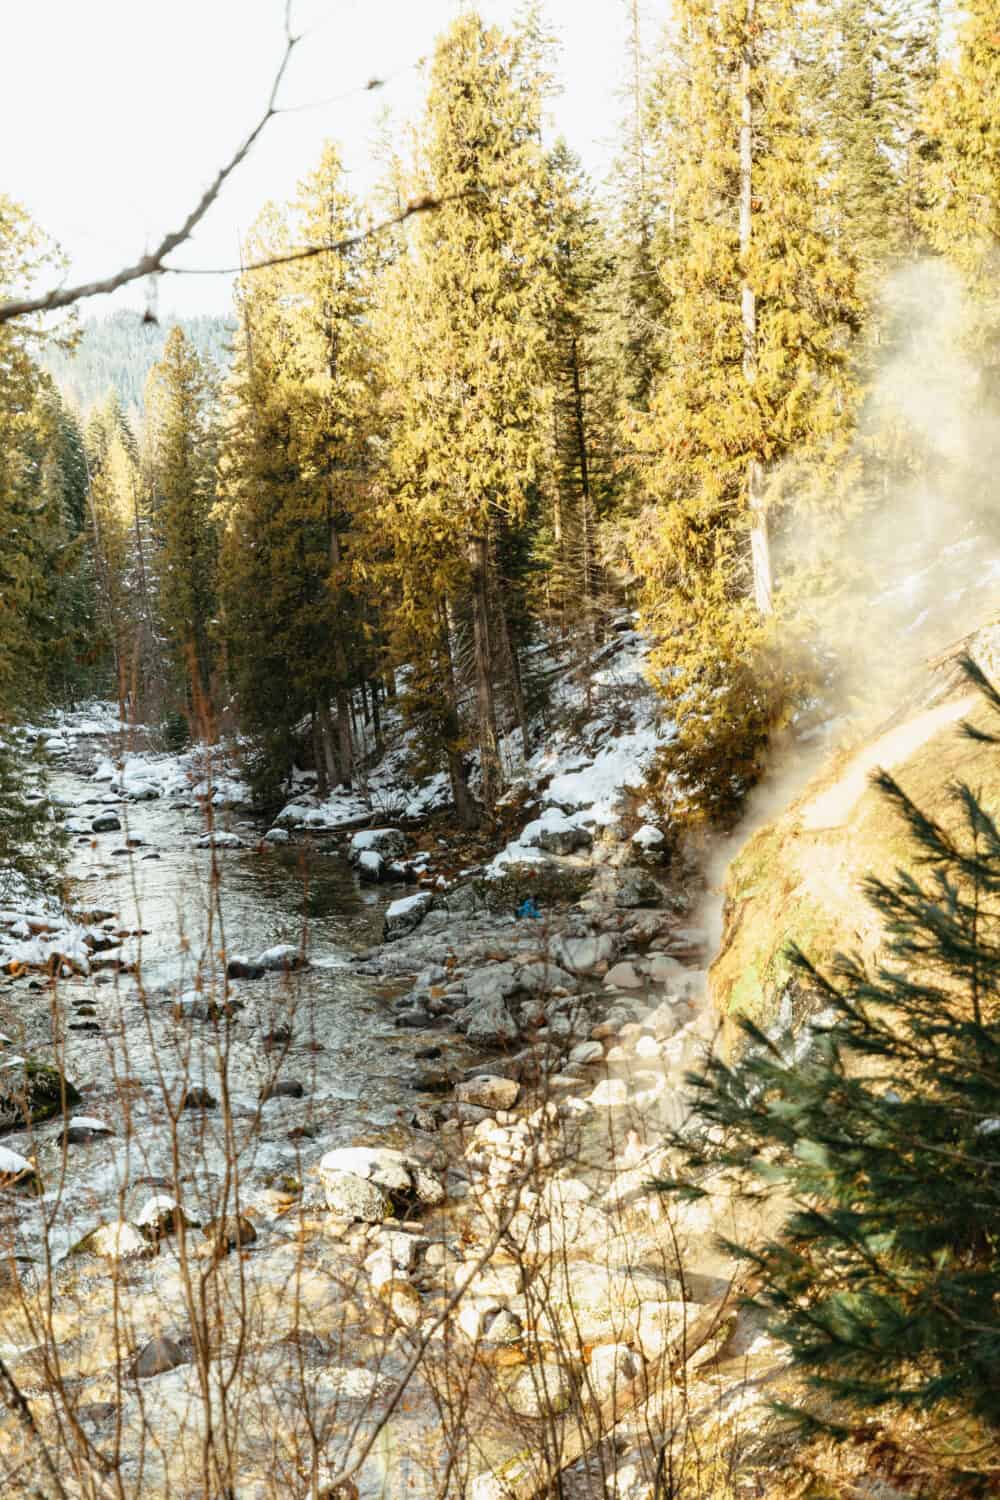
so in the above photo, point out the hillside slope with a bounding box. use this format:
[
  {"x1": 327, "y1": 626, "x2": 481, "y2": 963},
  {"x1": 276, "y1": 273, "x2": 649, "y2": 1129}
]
[{"x1": 710, "y1": 617, "x2": 1000, "y2": 1039}]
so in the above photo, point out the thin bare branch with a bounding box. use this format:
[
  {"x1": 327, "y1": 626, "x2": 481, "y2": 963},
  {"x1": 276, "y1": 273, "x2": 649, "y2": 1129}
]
[
  {"x1": 0, "y1": 1, "x2": 301, "y2": 325},
  {"x1": 179, "y1": 192, "x2": 458, "y2": 278}
]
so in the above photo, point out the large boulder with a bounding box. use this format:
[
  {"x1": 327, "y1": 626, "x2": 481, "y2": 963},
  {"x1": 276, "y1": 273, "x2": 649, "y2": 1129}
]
[
  {"x1": 318, "y1": 1145, "x2": 445, "y2": 1219},
  {"x1": 255, "y1": 943, "x2": 307, "y2": 972},
  {"x1": 551, "y1": 932, "x2": 616, "y2": 976},
  {"x1": 711, "y1": 623, "x2": 1000, "y2": 1045},
  {"x1": 0, "y1": 1058, "x2": 81, "y2": 1129},
  {"x1": 456, "y1": 995, "x2": 520, "y2": 1048},
  {"x1": 383, "y1": 892, "x2": 433, "y2": 941},
  {"x1": 349, "y1": 828, "x2": 408, "y2": 865}
]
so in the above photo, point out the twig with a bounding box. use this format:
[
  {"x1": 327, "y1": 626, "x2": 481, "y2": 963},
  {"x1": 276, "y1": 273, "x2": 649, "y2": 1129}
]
[{"x1": 0, "y1": 1, "x2": 300, "y2": 324}]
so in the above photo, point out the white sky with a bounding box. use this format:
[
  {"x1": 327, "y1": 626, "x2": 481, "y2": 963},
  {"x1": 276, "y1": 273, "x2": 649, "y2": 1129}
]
[{"x1": 4, "y1": 0, "x2": 638, "y2": 319}]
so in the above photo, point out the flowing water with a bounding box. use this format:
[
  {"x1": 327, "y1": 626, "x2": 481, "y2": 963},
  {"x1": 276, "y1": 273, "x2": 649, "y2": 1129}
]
[{"x1": 0, "y1": 759, "x2": 433, "y2": 1266}]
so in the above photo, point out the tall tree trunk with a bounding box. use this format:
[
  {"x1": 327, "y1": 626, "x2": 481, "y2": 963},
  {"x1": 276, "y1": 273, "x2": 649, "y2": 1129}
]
[
  {"x1": 491, "y1": 558, "x2": 530, "y2": 764},
  {"x1": 327, "y1": 525, "x2": 354, "y2": 788},
  {"x1": 569, "y1": 336, "x2": 597, "y2": 645},
  {"x1": 335, "y1": 688, "x2": 354, "y2": 790},
  {"x1": 438, "y1": 604, "x2": 478, "y2": 830},
  {"x1": 741, "y1": 0, "x2": 773, "y2": 619},
  {"x1": 316, "y1": 701, "x2": 341, "y2": 790},
  {"x1": 370, "y1": 676, "x2": 383, "y2": 755},
  {"x1": 468, "y1": 533, "x2": 501, "y2": 812},
  {"x1": 312, "y1": 711, "x2": 329, "y2": 799}
]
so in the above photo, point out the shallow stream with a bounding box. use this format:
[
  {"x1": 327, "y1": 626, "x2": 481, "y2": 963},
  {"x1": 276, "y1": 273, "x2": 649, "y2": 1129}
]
[{"x1": 0, "y1": 758, "x2": 435, "y2": 1265}]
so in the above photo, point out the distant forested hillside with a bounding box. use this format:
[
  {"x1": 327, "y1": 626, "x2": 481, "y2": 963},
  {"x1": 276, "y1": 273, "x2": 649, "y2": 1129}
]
[{"x1": 43, "y1": 309, "x2": 234, "y2": 418}]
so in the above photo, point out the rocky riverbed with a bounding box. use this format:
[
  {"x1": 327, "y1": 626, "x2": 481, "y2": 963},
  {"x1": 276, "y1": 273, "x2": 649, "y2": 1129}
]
[{"x1": 0, "y1": 713, "x2": 786, "y2": 1499}]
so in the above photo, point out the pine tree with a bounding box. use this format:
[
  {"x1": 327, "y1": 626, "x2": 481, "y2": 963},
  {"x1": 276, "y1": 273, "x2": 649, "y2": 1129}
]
[
  {"x1": 809, "y1": 0, "x2": 939, "y2": 271},
  {"x1": 376, "y1": 11, "x2": 554, "y2": 812},
  {"x1": 605, "y1": 0, "x2": 666, "y2": 416},
  {"x1": 145, "y1": 326, "x2": 218, "y2": 707},
  {"x1": 539, "y1": 143, "x2": 621, "y2": 666},
  {"x1": 925, "y1": 0, "x2": 1000, "y2": 373},
  {"x1": 0, "y1": 197, "x2": 75, "y2": 891},
  {"x1": 632, "y1": 0, "x2": 864, "y2": 830},
  {"x1": 662, "y1": 653, "x2": 1000, "y2": 1476},
  {"x1": 84, "y1": 396, "x2": 160, "y2": 715},
  {"x1": 217, "y1": 149, "x2": 375, "y2": 800},
  {"x1": 30, "y1": 384, "x2": 100, "y2": 701}
]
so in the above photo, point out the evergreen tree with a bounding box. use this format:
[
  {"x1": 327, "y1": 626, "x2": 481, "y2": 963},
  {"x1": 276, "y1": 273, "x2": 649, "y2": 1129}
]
[
  {"x1": 0, "y1": 197, "x2": 74, "y2": 891},
  {"x1": 661, "y1": 654, "x2": 1000, "y2": 1478},
  {"x1": 605, "y1": 0, "x2": 666, "y2": 417},
  {"x1": 145, "y1": 326, "x2": 218, "y2": 707},
  {"x1": 632, "y1": 0, "x2": 863, "y2": 830},
  {"x1": 810, "y1": 0, "x2": 939, "y2": 271},
  {"x1": 85, "y1": 398, "x2": 158, "y2": 715},
  {"x1": 217, "y1": 149, "x2": 375, "y2": 800},
  {"x1": 925, "y1": 0, "x2": 1000, "y2": 374},
  {"x1": 377, "y1": 10, "x2": 554, "y2": 812},
  {"x1": 30, "y1": 384, "x2": 101, "y2": 701},
  {"x1": 539, "y1": 143, "x2": 621, "y2": 664}
]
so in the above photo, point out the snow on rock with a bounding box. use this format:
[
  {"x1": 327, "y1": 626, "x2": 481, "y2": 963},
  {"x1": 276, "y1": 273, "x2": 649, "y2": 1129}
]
[
  {"x1": 632, "y1": 824, "x2": 665, "y2": 849},
  {"x1": 383, "y1": 891, "x2": 433, "y2": 941},
  {"x1": 64, "y1": 1116, "x2": 113, "y2": 1142},
  {"x1": 196, "y1": 830, "x2": 243, "y2": 849},
  {"x1": 349, "y1": 828, "x2": 408, "y2": 862},
  {"x1": 274, "y1": 790, "x2": 370, "y2": 830},
  {"x1": 357, "y1": 850, "x2": 385, "y2": 883},
  {"x1": 404, "y1": 772, "x2": 452, "y2": 821},
  {"x1": 255, "y1": 943, "x2": 308, "y2": 972},
  {"x1": 1, "y1": 923, "x2": 91, "y2": 976},
  {"x1": 0, "y1": 1145, "x2": 39, "y2": 1189}
]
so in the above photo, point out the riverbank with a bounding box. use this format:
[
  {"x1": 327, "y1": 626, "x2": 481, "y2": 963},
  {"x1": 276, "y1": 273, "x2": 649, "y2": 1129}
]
[{"x1": 0, "y1": 664, "x2": 788, "y2": 1499}]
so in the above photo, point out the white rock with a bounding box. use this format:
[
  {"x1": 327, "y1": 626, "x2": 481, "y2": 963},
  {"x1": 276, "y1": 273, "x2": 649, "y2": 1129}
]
[
  {"x1": 364, "y1": 1250, "x2": 396, "y2": 1292},
  {"x1": 455, "y1": 1075, "x2": 520, "y2": 1112},
  {"x1": 457, "y1": 1298, "x2": 500, "y2": 1341},
  {"x1": 507, "y1": 1362, "x2": 574, "y2": 1417},
  {"x1": 263, "y1": 827, "x2": 290, "y2": 844},
  {"x1": 553, "y1": 933, "x2": 615, "y2": 976},
  {"x1": 588, "y1": 1343, "x2": 640, "y2": 1399},
  {"x1": 255, "y1": 943, "x2": 306, "y2": 972},
  {"x1": 349, "y1": 828, "x2": 407, "y2": 862},
  {"x1": 66, "y1": 1115, "x2": 113, "y2": 1137},
  {"x1": 319, "y1": 1146, "x2": 411, "y2": 1194},
  {"x1": 79, "y1": 1220, "x2": 149, "y2": 1261},
  {"x1": 605, "y1": 961, "x2": 643, "y2": 989},
  {"x1": 568, "y1": 1040, "x2": 604, "y2": 1066},
  {"x1": 634, "y1": 1034, "x2": 661, "y2": 1059},
  {"x1": 589, "y1": 1078, "x2": 630, "y2": 1109},
  {"x1": 134, "y1": 1195, "x2": 184, "y2": 1233},
  {"x1": 633, "y1": 1301, "x2": 690, "y2": 1360},
  {"x1": 357, "y1": 849, "x2": 385, "y2": 882}
]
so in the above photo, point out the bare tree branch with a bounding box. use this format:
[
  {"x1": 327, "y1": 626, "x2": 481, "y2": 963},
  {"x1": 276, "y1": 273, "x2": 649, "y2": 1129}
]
[
  {"x1": 0, "y1": 1, "x2": 301, "y2": 325},
  {"x1": 179, "y1": 191, "x2": 461, "y2": 279}
]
